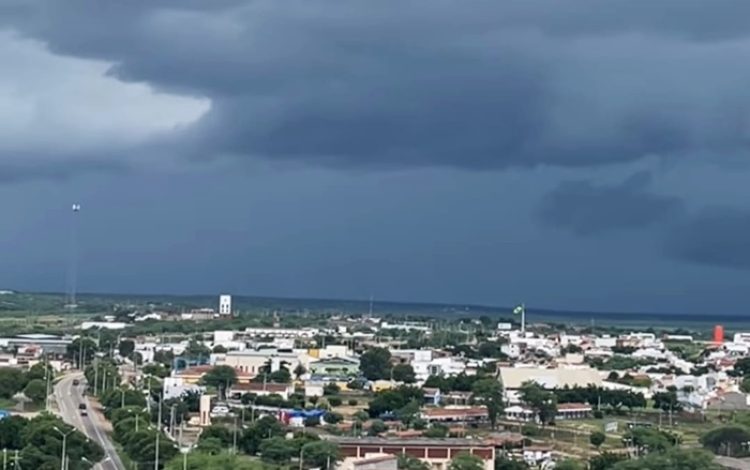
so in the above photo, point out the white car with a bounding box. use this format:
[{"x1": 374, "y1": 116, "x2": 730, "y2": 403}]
[{"x1": 210, "y1": 405, "x2": 230, "y2": 417}]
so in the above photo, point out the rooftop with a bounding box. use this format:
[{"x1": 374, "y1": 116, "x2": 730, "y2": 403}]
[{"x1": 328, "y1": 436, "x2": 494, "y2": 447}]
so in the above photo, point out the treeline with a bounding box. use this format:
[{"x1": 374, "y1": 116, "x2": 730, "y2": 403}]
[
  {"x1": 553, "y1": 385, "x2": 646, "y2": 410},
  {"x1": 0, "y1": 413, "x2": 103, "y2": 469}
]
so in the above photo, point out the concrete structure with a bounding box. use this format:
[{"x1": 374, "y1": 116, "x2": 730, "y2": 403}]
[
  {"x1": 331, "y1": 437, "x2": 495, "y2": 470},
  {"x1": 338, "y1": 454, "x2": 398, "y2": 470},
  {"x1": 420, "y1": 406, "x2": 488, "y2": 423},
  {"x1": 305, "y1": 381, "x2": 325, "y2": 398},
  {"x1": 174, "y1": 365, "x2": 252, "y2": 384},
  {"x1": 241, "y1": 327, "x2": 319, "y2": 339},
  {"x1": 219, "y1": 295, "x2": 232, "y2": 315},
  {"x1": 499, "y1": 367, "x2": 602, "y2": 403},
  {"x1": 199, "y1": 394, "x2": 213, "y2": 426},
  {"x1": 309, "y1": 357, "x2": 360, "y2": 378},
  {"x1": 0, "y1": 335, "x2": 72, "y2": 355},
  {"x1": 162, "y1": 377, "x2": 203, "y2": 400},
  {"x1": 80, "y1": 321, "x2": 130, "y2": 330},
  {"x1": 228, "y1": 382, "x2": 293, "y2": 400},
  {"x1": 218, "y1": 349, "x2": 304, "y2": 375}
]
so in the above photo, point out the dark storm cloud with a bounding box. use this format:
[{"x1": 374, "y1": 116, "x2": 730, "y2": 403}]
[
  {"x1": 0, "y1": 159, "x2": 128, "y2": 184},
  {"x1": 538, "y1": 171, "x2": 685, "y2": 235},
  {"x1": 5, "y1": 0, "x2": 750, "y2": 171},
  {"x1": 666, "y1": 207, "x2": 750, "y2": 269}
]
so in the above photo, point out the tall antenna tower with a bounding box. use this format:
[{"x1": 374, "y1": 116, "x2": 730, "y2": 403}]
[{"x1": 66, "y1": 203, "x2": 81, "y2": 309}]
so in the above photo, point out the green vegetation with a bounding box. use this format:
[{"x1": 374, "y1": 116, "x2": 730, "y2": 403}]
[
  {"x1": 448, "y1": 453, "x2": 484, "y2": 470},
  {"x1": 700, "y1": 425, "x2": 750, "y2": 457},
  {"x1": 0, "y1": 413, "x2": 103, "y2": 469}
]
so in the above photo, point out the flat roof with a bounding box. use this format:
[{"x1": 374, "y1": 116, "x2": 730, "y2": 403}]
[{"x1": 328, "y1": 437, "x2": 493, "y2": 447}]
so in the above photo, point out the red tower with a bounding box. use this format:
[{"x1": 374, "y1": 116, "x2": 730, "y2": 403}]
[{"x1": 714, "y1": 325, "x2": 724, "y2": 343}]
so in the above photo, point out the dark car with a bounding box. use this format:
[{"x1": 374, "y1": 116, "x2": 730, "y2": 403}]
[
  {"x1": 72, "y1": 379, "x2": 80, "y2": 386},
  {"x1": 79, "y1": 403, "x2": 88, "y2": 416}
]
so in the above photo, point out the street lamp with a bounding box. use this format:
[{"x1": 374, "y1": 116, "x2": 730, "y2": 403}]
[
  {"x1": 117, "y1": 388, "x2": 127, "y2": 408},
  {"x1": 53, "y1": 426, "x2": 73, "y2": 470}
]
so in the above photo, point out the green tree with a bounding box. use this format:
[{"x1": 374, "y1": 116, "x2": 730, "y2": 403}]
[
  {"x1": 0, "y1": 415, "x2": 27, "y2": 449},
  {"x1": 741, "y1": 377, "x2": 750, "y2": 393},
  {"x1": 734, "y1": 357, "x2": 750, "y2": 376},
  {"x1": 589, "y1": 452, "x2": 626, "y2": 470},
  {"x1": 392, "y1": 364, "x2": 417, "y2": 383},
  {"x1": 66, "y1": 337, "x2": 98, "y2": 366},
  {"x1": 302, "y1": 440, "x2": 339, "y2": 469},
  {"x1": 0, "y1": 368, "x2": 27, "y2": 398},
  {"x1": 142, "y1": 363, "x2": 170, "y2": 378},
  {"x1": 184, "y1": 340, "x2": 211, "y2": 359},
  {"x1": 196, "y1": 437, "x2": 225, "y2": 455},
  {"x1": 26, "y1": 363, "x2": 52, "y2": 382},
  {"x1": 590, "y1": 431, "x2": 606, "y2": 449},
  {"x1": 294, "y1": 364, "x2": 307, "y2": 380},
  {"x1": 23, "y1": 379, "x2": 47, "y2": 404},
  {"x1": 494, "y1": 456, "x2": 529, "y2": 470},
  {"x1": 700, "y1": 425, "x2": 750, "y2": 457},
  {"x1": 471, "y1": 378, "x2": 504, "y2": 429},
  {"x1": 652, "y1": 391, "x2": 681, "y2": 412},
  {"x1": 118, "y1": 339, "x2": 136, "y2": 357},
  {"x1": 611, "y1": 448, "x2": 719, "y2": 470},
  {"x1": 554, "y1": 460, "x2": 584, "y2": 470},
  {"x1": 240, "y1": 416, "x2": 285, "y2": 455},
  {"x1": 165, "y1": 453, "x2": 265, "y2": 470},
  {"x1": 199, "y1": 425, "x2": 232, "y2": 446},
  {"x1": 368, "y1": 419, "x2": 388, "y2": 436},
  {"x1": 623, "y1": 428, "x2": 678, "y2": 454},
  {"x1": 324, "y1": 412, "x2": 343, "y2": 424},
  {"x1": 201, "y1": 366, "x2": 238, "y2": 399},
  {"x1": 360, "y1": 347, "x2": 392, "y2": 380},
  {"x1": 398, "y1": 454, "x2": 430, "y2": 470},
  {"x1": 259, "y1": 436, "x2": 293, "y2": 463},
  {"x1": 519, "y1": 381, "x2": 557, "y2": 426},
  {"x1": 423, "y1": 424, "x2": 448, "y2": 438},
  {"x1": 449, "y1": 453, "x2": 484, "y2": 470}
]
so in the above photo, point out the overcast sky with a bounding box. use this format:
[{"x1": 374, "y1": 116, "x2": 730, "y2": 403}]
[{"x1": 2, "y1": 1, "x2": 750, "y2": 314}]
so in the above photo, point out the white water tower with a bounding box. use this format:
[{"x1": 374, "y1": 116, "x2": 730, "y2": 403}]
[{"x1": 219, "y1": 294, "x2": 232, "y2": 315}]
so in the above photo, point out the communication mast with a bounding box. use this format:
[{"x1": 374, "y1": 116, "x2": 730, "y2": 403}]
[{"x1": 66, "y1": 203, "x2": 81, "y2": 309}]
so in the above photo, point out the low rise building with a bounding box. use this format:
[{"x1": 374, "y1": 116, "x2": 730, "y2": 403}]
[
  {"x1": 331, "y1": 437, "x2": 495, "y2": 470},
  {"x1": 420, "y1": 406, "x2": 488, "y2": 423},
  {"x1": 338, "y1": 454, "x2": 398, "y2": 470}
]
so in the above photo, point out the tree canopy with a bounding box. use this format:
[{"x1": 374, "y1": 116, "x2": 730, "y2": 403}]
[
  {"x1": 448, "y1": 453, "x2": 484, "y2": 470},
  {"x1": 360, "y1": 347, "x2": 392, "y2": 381}
]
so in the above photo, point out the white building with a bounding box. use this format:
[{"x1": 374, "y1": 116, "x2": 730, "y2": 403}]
[
  {"x1": 163, "y1": 377, "x2": 203, "y2": 400},
  {"x1": 219, "y1": 294, "x2": 232, "y2": 315}
]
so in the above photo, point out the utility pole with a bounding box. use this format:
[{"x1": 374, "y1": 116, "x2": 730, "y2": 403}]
[
  {"x1": 53, "y1": 427, "x2": 72, "y2": 470},
  {"x1": 93, "y1": 359, "x2": 99, "y2": 396},
  {"x1": 232, "y1": 415, "x2": 238, "y2": 454},
  {"x1": 154, "y1": 392, "x2": 163, "y2": 470}
]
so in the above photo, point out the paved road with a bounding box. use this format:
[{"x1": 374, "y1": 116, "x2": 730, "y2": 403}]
[{"x1": 54, "y1": 372, "x2": 125, "y2": 470}]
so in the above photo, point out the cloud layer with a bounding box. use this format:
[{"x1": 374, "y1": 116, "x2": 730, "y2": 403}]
[
  {"x1": 4, "y1": 1, "x2": 750, "y2": 173},
  {"x1": 538, "y1": 171, "x2": 685, "y2": 235}
]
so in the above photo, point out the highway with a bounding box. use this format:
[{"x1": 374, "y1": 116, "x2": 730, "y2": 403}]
[{"x1": 54, "y1": 372, "x2": 126, "y2": 470}]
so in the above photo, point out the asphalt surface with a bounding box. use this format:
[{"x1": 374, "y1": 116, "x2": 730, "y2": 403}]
[{"x1": 54, "y1": 372, "x2": 125, "y2": 470}]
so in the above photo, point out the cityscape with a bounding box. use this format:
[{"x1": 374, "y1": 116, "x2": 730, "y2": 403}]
[
  {"x1": 0, "y1": 292, "x2": 746, "y2": 469},
  {"x1": 4, "y1": 1, "x2": 750, "y2": 470}
]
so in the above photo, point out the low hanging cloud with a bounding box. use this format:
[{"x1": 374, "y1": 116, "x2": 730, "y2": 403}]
[
  {"x1": 665, "y1": 207, "x2": 750, "y2": 269},
  {"x1": 538, "y1": 171, "x2": 685, "y2": 235},
  {"x1": 3, "y1": 1, "x2": 750, "y2": 175}
]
